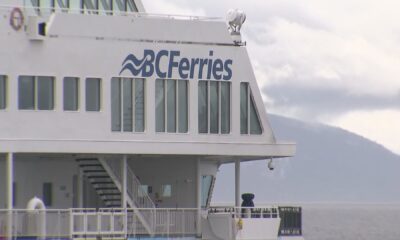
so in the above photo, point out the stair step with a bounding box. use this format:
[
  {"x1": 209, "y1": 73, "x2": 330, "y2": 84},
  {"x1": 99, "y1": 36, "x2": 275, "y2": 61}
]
[
  {"x1": 95, "y1": 187, "x2": 119, "y2": 191},
  {"x1": 99, "y1": 193, "x2": 121, "y2": 196},
  {"x1": 87, "y1": 175, "x2": 111, "y2": 179},
  {"x1": 84, "y1": 170, "x2": 106, "y2": 173},
  {"x1": 106, "y1": 205, "x2": 122, "y2": 208},
  {"x1": 79, "y1": 164, "x2": 103, "y2": 168},
  {"x1": 91, "y1": 181, "x2": 114, "y2": 185},
  {"x1": 76, "y1": 158, "x2": 99, "y2": 162}
]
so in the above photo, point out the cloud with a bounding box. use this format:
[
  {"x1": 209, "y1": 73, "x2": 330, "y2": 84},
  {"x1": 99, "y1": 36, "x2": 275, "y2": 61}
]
[
  {"x1": 329, "y1": 109, "x2": 400, "y2": 155},
  {"x1": 264, "y1": 85, "x2": 400, "y2": 120},
  {"x1": 142, "y1": 0, "x2": 206, "y2": 16}
]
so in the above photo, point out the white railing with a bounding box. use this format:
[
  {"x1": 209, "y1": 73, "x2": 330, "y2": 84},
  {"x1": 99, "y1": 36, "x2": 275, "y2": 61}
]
[
  {"x1": 0, "y1": 208, "x2": 197, "y2": 238},
  {"x1": 209, "y1": 206, "x2": 280, "y2": 219},
  {"x1": 0, "y1": 5, "x2": 220, "y2": 21},
  {"x1": 0, "y1": 209, "x2": 71, "y2": 238}
]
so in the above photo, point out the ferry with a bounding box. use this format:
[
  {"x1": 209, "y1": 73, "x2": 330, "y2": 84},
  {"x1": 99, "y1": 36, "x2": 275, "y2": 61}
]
[{"x1": 0, "y1": 1, "x2": 303, "y2": 240}]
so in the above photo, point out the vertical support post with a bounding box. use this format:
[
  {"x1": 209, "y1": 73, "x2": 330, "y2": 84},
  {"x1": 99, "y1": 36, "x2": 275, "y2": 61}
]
[
  {"x1": 121, "y1": 155, "x2": 127, "y2": 208},
  {"x1": 121, "y1": 155, "x2": 128, "y2": 238},
  {"x1": 6, "y1": 153, "x2": 14, "y2": 240},
  {"x1": 77, "y1": 168, "x2": 84, "y2": 208},
  {"x1": 196, "y1": 158, "x2": 202, "y2": 238},
  {"x1": 235, "y1": 160, "x2": 241, "y2": 208}
]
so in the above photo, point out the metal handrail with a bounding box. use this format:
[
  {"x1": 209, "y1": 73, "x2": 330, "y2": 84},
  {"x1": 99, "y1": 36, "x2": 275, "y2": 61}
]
[
  {"x1": 0, "y1": 5, "x2": 221, "y2": 21},
  {"x1": 209, "y1": 206, "x2": 280, "y2": 219},
  {"x1": 0, "y1": 208, "x2": 198, "y2": 238}
]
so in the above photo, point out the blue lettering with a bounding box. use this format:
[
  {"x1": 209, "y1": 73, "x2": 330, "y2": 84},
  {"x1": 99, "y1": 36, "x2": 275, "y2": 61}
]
[
  {"x1": 168, "y1": 51, "x2": 180, "y2": 78},
  {"x1": 212, "y1": 59, "x2": 224, "y2": 80},
  {"x1": 120, "y1": 50, "x2": 233, "y2": 80},
  {"x1": 223, "y1": 60, "x2": 233, "y2": 80},
  {"x1": 141, "y1": 50, "x2": 155, "y2": 77},
  {"x1": 198, "y1": 59, "x2": 208, "y2": 79},
  {"x1": 155, "y1": 50, "x2": 169, "y2": 78},
  {"x1": 190, "y1": 58, "x2": 200, "y2": 79},
  {"x1": 179, "y1": 58, "x2": 190, "y2": 79}
]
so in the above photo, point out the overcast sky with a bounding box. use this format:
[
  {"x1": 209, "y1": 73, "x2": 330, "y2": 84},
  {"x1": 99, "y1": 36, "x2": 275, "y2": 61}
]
[{"x1": 142, "y1": 0, "x2": 400, "y2": 154}]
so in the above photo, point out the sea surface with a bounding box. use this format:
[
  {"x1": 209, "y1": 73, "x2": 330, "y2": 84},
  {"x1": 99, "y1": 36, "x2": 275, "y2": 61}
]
[{"x1": 302, "y1": 204, "x2": 400, "y2": 240}]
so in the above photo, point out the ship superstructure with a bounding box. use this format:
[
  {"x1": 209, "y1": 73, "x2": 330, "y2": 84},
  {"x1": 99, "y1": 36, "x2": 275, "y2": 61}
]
[{"x1": 0, "y1": 1, "x2": 302, "y2": 239}]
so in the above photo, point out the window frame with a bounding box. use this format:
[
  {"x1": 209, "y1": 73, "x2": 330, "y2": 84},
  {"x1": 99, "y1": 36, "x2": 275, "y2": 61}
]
[
  {"x1": 155, "y1": 79, "x2": 189, "y2": 134},
  {"x1": 198, "y1": 80, "x2": 231, "y2": 135},
  {"x1": 18, "y1": 75, "x2": 56, "y2": 111},
  {"x1": 0, "y1": 75, "x2": 7, "y2": 110},
  {"x1": 240, "y1": 82, "x2": 264, "y2": 135},
  {"x1": 111, "y1": 77, "x2": 146, "y2": 133},
  {"x1": 161, "y1": 184, "x2": 172, "y2": 198},
  {"x1": 85, "y1": 77, "x2": 102, "y2": 112},
  {"x1": 63, "y1": 77, "x2": 80, "y2": 111}
]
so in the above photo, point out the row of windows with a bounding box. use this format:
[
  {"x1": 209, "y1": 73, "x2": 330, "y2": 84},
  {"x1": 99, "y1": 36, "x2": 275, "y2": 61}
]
[
  {"x1": 26, "y1": 0, "x2": 138, "y2": 14},
  {"x1": 15, "y1": 76, "x2": 101, "y2": 112},
  {"x1": 0, "y1": 75, "x2": 262, "y2": 135}
]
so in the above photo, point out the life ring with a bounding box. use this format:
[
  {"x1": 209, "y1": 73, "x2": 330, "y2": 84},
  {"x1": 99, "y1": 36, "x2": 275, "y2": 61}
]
[{"x1": 9, "y1": 7, "x2": 24, "y2": 31}]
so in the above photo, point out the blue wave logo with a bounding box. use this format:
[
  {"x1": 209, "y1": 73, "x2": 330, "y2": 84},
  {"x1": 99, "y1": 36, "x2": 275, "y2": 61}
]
[
  {"x1": 119, "y1": 50, "x2": 154, "y2": 76},
  {"x1": 119, "y1": 50, "x2": 233, "y2": 80}
]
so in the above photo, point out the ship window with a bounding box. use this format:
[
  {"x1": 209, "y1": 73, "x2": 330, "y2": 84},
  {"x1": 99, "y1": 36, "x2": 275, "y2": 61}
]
[
  {"x1": 53, "y1": 0, "x2": 70, "y2": 12},
  {"x1": 161, "y1": 184, "x2": 172, "y2": 198},
  {"x1": 178, "y1": 80, "x2": 189, "y2": 133},
  {"x1": 201, "y1": 175, "x2": 213, "y2": 208},
  {"x1": 18, "y1": 76, "x2": 55, "y2": 110},
  {"x1": 198, "y1": 81, "x2": 231, "y2": 134},
  {"x1": 99, "y1": 0, "x2": 112, "y2": 14},
  {"x1": 138, "y1": 185, "x2": 149, "y2": 197},
  {"x1": 240, "y1": 82, "x2": 263, "y2": 135},
  {"x1": 19, "y1": 76, "x2": 35, "y2": 110},
  {"x1": 37, "y1": 76, "x2": 55, "y2": 110},
  {"x1": 221, "y1": 82, "x2": 231, "y2": 134},
  {"x1": 40, "y1": 0, "x2": 53, "y2": 9},
  {"x1": 42, "y1": 182, "x2": 53, "y2": 207},
  {"x1": 69, "y1": 0, "x2": 80, "y2": 11},
  {"x1": 198, "y1": 81, "x2": 208, "y2": 133},
  {"x1": 86, "y1": 78, "x2": 101, "y2": 111},
  {"x1": 111, "y1": 78, "x2": 145, "y2": 132},
  {"x1": 0, "y1": 76, "x2": 6, "y2": 110},
  {"x1": 82, "y1": 0, "x2": 98, "y2": 14},
  {"x1": 155, "y1": 79, "x2": 165, "y2": 132},
  {"x1": 126, "y1": 0, "x2": 138, "y2": 12},
  {"x1": 64, "y1": 77, "x2": 79, "y2": 111},
  {"x1": 25, "y1": 0, "x2": 40, "y2": 15},
  {"x1": 112, "y1": 0, "x2": 125, "y2": 14},
  {"x1": 209, "y1": 81, "x2": 219, "y2": 133},
  {"x1": 155, "y1": 79, "x2": 188, "y2": 133}
]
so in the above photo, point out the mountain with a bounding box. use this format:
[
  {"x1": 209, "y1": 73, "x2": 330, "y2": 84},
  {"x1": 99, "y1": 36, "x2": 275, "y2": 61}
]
[{"x1": 212, "y1": 114, "x2": 400, "y2": 204}]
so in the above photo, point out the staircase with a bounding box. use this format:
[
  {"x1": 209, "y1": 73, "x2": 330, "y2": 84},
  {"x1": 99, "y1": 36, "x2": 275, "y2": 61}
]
[
  {"x1": 76, "y1": 158, "x2": 122, "y2": 207},
  {"x1": 76, "y1": 157, "x2": 155, "y2": 235}
]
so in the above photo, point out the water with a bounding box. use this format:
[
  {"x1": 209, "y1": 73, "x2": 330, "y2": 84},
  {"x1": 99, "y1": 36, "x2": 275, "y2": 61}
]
[{"x1": 303, "y1": 204, "x2": 400, "y2": 240}]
